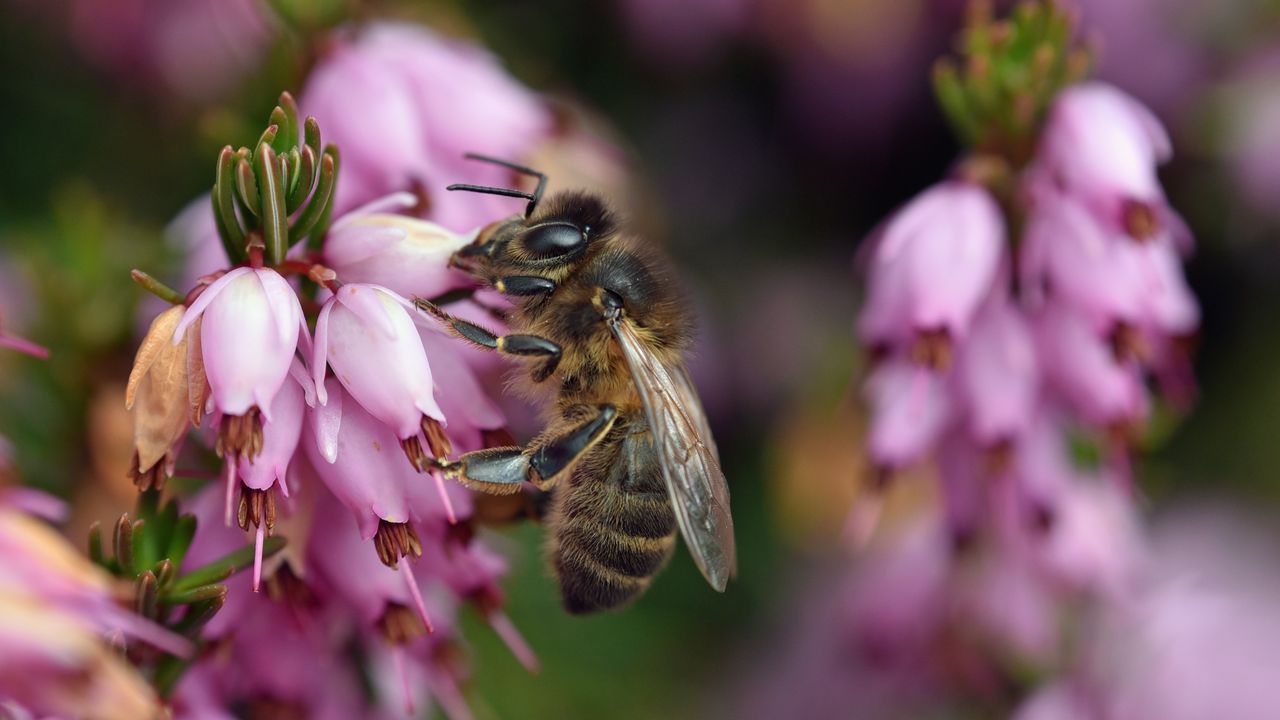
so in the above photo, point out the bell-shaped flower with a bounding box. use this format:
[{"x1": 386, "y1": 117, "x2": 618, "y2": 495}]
[
  {"x1": 308, "y1": 483, "x2": 440, "y2": 642},
  {"x1": 173, "y1": 266, "x2": 304, "y2": 459},
  {"x1": 1033, "y1": 304, "x2": 1146, "y2": 429},
  {"x1": 324, "y1": 211, "x2": 477, "y2": 301},
  {"x1": 126, "y1": 305, "x2": 201, "y2": 491},
  {"x1": 1038, "y1": 82, "x2": 1173, "y2": 240},
  {"x1": 858, "y1": 181, "x2": 1004, "y2": 364},
  {"x1": 1021, "y1": 190, "x2": 1146, "y2": 324},
  {"x1": 1032, "y1": 479, "x2": 1143, "y2": 599},
  {"x1": 419, "y1": 328, "x2": 506, "y2": 454},
  {"x1": 307, "y1": 379, "x2": 416, "y2": 541},
  {"x1": 955, "y1": 300, "x2": 1040, "y2": 448},
  {"x1": 314, "y1": 284, "x2": 444, "y2": 437},
  {"x1": 864, "y1": 356, "x2": 952, "y2": 472}
]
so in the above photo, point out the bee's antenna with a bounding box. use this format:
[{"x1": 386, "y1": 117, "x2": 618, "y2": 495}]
[{"x1": 445, "y1": 153, "x2": 548, "y2": 218}]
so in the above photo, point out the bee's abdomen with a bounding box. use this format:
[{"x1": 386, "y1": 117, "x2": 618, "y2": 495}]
[{"x1": 552, "y1": 484, "x2": 677, "y2": 615}]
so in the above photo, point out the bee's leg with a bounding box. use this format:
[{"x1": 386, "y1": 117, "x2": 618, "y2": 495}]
[
  {"x1": 441, "y1": 405, "x2": 618, "y2": 494},
  {"x1": 493, "y1": 276, "x2": 555, "y2": 296},
  {"x1": 414, "y1": 297, "x2": 562, "y2": 379}
]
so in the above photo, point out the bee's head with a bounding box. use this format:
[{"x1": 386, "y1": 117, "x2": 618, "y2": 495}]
[{"x1": 447, "y1": 155, "x2": 612, "y2": 275}]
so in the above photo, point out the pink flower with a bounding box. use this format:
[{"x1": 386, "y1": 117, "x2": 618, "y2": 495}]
[
  {"x1": 859, "y1": 181, "x2": 1004, "y2": 362},
  {"x1": 306, "y1": 379, "x2": 417, "y2": 541},
  {"x1": 1033, "y1": 304, "x2": 1146, "y2": 428},
  {"x1": 313, "y1": 283, "x2": 444, "y2": 441},
  {"x1": 1037, "y1": 82, "x2": 1173, "y2": 239},
  {"x1": 864, "y1": 357, "x2": 952, "y2": 471},
  {"x1": 301, "y1": 22, "x2": 552, "y2": 231},
  {"x1": 174, "y1": 267, "x2": 304, "y2": 423},
  {"x1": 955, "y1": 300, "x2": 1039, "y2": 447},
  {"x1": 324, "y1": 211, "x2": 477, "y2": 301}
]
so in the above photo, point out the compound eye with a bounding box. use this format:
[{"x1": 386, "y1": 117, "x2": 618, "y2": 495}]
[{"x1": 523, "y1": 222, "x2": 587, "y2": 258}]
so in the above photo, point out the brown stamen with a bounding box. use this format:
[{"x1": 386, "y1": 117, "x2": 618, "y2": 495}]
[
  {"x1": 983, "y1": 438, "x2": 1014, "y2": 477},
  {"x1": 422, "y1": 417, "x2": 453, "y2": 459},
  {"x1": 373, "y1": 520, "x2": 423, "y2": 567},
  {"x1": 236, "y1": 487, "x2": 277, "y2": 532},
  {"x1": 910, "y1": 328, "x2": 953, "y2": 372},
  {"x1": 265, "y1": 563, "x2": 317, "y2": 609},
  {"x1": 247, "y1": 698, "x2": 305, "y2": 720},
  {"x1": 127, "y1": 451, "x2": 167, "y2": 492},
  {"x1": 376, "y1": 602, "x2": 430, "y2": 645},
  {"x1": 1109, "y1": 322, "x2": 1150, "y2": 364},
  {"x1": 216, "y1": 408, "x2": 264, "y2": 461},
  {"x1": 1122, "y1": 198, "x2": 1159, "y2": 242}
]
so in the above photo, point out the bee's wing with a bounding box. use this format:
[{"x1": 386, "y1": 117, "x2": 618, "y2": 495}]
[{"x1": 610, "y1": 317, "x2": 737, "y2": 590}]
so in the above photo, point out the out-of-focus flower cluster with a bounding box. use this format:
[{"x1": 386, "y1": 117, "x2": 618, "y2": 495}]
[
  {"x1": 833, "y1": 3, "x2": 1201, "y2": 717},
  {"x1": 857, "y1": 3, "x2": 1197, "y2": 550}
]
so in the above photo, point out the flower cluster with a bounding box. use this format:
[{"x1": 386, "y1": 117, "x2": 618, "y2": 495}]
[
  {"x1": 858, "y1": 78, "x2": 1197, "y2": 545},
  {"x1": 113, "y1": 23, "x2": 603, "y2": 716}
]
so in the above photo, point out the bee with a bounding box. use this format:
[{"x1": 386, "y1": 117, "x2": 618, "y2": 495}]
[{"x1": 416, "y1": 154, "x2": 736, "y2": 614}]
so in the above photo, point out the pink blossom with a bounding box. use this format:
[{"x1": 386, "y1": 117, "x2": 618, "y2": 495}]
[
  {"x1": 306, "y1": 379, "x2": 416, "y2": 540},
  {"x1": 324, "y1": 213, "x2": 477, "y2": 301},
  {"x1": 1032, "y1": 480, "x2": 1143, "y2": 598},
  {"x1": 301, "y1": 22, "x2": 552, "y2": 231},
  {"x1": 1038, "y1": 82, "x2": 1172, "y2": 238},
  {"x1": 313, "y1": 283, "x2": 444, "y2": 440},
  {"x1": 955, "y1": 300, "x2": 1039, "y2": 447},
  {"x1": 859, "y1": 181, "x2": 1004, "y2": 354},
  {"x1": 174, "y1": 267, "x2": 304, "y2": 421},
  {"x1": 1033, "y1": 304, "x2": 1146, "y2": 428},
  {"x1": 864, "y1": 357, "x2": 952, "y2": 470},
  {"x1": 233, "y1": 373, "x2": 306, "y2": 496}
]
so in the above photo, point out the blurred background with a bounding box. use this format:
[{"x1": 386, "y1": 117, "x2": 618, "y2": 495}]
[{"x1": 2, "y1": 0, "x2": 1280, "y2": 718}]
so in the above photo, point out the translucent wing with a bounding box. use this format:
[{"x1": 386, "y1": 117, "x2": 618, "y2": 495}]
[{"x1": 610, "y1": 317, "x2": 737, "y2": 590}]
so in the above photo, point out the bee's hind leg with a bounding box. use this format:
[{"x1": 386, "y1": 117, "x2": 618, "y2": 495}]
[{"x1": 439, "y1": 405, "x2": 618, "y2": 494}]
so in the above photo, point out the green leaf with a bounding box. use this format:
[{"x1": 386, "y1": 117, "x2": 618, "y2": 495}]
[
  {"x1": 287, "y1": 145, "x2": 318, "y2": 214},
  {"x1": 167, "y1": 514, "x2": 197, "y2": 570},
  {"x1": 164, "y1": 583, "x2": 230, "y2": 605},
  {"x1": 279, "y1": 92, "x2": 300, "y2": 151},
  {"x1": 113, "y1": 514, "x2": 135, "y2": 576},
  {"x1": 136, "y1": 571, "x2": 158, "y2": 618},
  {"x1": 291, "y1": 147, "x2": 337, "y2": 248},
  {"x1": 257, "y1": 144, "x2": 288, "y2": 265},
  {"x1": 212, "y1": 147, "x2": 246, "y2": 262},
  {"x1": 235, "y1": 156, "x2": 262, "y2": 218},
  {"x1": 268, "y1": 107, "x2": 291, "y2": 154},
  {"x1": 87, "y1": 521, "x2": 105, "y2": 566},
  {"x1": 129, "y1": 270, "x2": 184, "y2": 305},
  {"x1": 167, "y1": 536, "x2": 286, "y2": 595}
]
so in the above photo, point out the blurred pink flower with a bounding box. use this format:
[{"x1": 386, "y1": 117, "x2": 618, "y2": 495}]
[
  {"x1": 863, "y1": 357, "x2": 952, "y2": 471},
  {"x1": 1037, "y1": 82, "x2": 1173, "y2": 240},
  {"x1": 1033, "y1": 304, "x2": 1147, "y2": 429},
  {"x1": 955, "y1": 299, "x2": 1039, "y2": 448},
  {"x1": 301, "y1": 22, "x2": 553, "y2": 231},
  {"x1": 859, "y1": 181, "x2": 1004, "y2": 359}
]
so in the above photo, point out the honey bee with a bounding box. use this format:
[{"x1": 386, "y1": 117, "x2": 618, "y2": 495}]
[{"x1": 416, "y1": 154, "x2": 736, "y2": 614}]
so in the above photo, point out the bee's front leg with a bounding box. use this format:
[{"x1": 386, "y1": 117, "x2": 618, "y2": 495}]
[
  {"x1": 413, "y1": 297, "x2": 563, "y2": 380},
  {"x1": 438, "y1": 405, "x2": 618, "y2": 494}
]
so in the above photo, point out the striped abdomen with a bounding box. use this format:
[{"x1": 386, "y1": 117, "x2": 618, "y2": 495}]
[{"x1": 549, "y1": 429, "x2": 677, "y2": 614}]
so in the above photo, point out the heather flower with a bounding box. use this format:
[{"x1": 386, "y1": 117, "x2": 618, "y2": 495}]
[
  {"x1": 858, "y1": 181, "x2": 1004, "y2": 365},
  {"x1": 1033, "y1": 303, "x2": 1147, "y2": 429},
  {"x1": 323, "y1": 211, "x2": 477, "y2": 301},
  {"x1": 313, "y1": 282, "x2": 451, "y2": 471},
  {"x1": 301, "y1": 22, "x2": 552, "y2": 230},
  {"x1": 125, "y1": 304, "x2": 202, "y2": 491},
  {"x1": 863, "y1": 357, "x2": 951, "y2": 472},
  {"x1": 954, "y1": 299, "x2": 1039, "y2": 449},
  {"x1": 306, "y1": 378, "x2": 453, "y2": 579},
  {"x1": 174, "y1": 266, "x2": 305, "y2": 459},
  {"x1": 1037, "y1": 82, "x2": 1174, "y2": 240}
]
